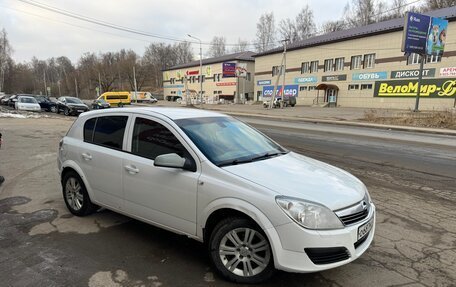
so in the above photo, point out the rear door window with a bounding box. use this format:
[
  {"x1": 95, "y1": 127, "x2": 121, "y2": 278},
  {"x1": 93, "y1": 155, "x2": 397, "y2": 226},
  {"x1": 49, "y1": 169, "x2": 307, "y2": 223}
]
[
  {"x1": 83, "y1": 118, "x2": 97, "y2": 142},
  {"x1": 89, "y1": 116, "x2": 128, "y2": 149}
]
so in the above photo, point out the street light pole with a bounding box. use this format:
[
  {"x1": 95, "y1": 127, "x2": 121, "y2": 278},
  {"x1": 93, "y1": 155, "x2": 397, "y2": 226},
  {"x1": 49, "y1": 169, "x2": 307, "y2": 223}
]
[
  {"x1": 188, "y1": 34, "x2": 203, "y2": 108},
  {"x1": 281, "y1": 38, "x2": 289, "y2": 108}
]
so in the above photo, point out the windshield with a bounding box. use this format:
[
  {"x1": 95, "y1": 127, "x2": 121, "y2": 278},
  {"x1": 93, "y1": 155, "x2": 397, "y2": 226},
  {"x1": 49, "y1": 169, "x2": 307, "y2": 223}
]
[
  {"x1": 20, "y1": 97, "x2": 37, "y2": 103},
  {"x1": 175, "y1": 116, "x2": 287, "y2": 167},
  {"x1": 98, "y1": 99, "x2": 107, "y2": 104},
  {"x1": 66, "y1": 97, "x2": 83, "y2": 104}
]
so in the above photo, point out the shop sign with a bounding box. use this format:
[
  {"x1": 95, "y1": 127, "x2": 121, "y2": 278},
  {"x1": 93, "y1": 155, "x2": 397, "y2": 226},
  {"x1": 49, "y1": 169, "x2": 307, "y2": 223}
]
[
  {"x1": 236, "y1": 63, "x2": 248, "y2": 78},
  {"x1": 263, "y1": 85, "x2": 299, "y2": 98},
  {"x1": 164, "y1": 84, "x2": 184, "y2": 88},
  {"x1": 294, "y1": 76, "x2": 317, "y2": 84},
  {"x1": 257, "y1": 80, "x2": 271, "y2": 86},
  {"x1": 352, "y1": 72, "x2": 387, "y2": 81},
  {"x1": 205, "y1": 66, "x2": 212, "y2": 76},
  {"x1": 222, "y1": 62, "x2": 236, "y2": 78},
  {"x1": 374, "y1": 79, "x2": 456, "y2": 98},
  {"x1": 440, "y1": 67, "x2": 456, "y2": 77},
  {"x1": 186, "y1": 70, "x2": 199, "y2": 75},
  {"x1": 390, "y1": 68, "x2": 435, "y2": 79},
  {"x1": 216, "y1": 82, "x2": 236, "y2": 86},
  {"x1": 322, "y1": 74, "x2": 347, "y2": 82}
]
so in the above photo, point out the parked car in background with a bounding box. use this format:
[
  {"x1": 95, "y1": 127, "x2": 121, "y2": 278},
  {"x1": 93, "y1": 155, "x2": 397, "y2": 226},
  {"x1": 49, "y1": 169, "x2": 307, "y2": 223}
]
[
  {"x1": 91, "y1": 98, "x2": 110, "y2": 109},
  {"x1": 58, "y1": 107, "x2": 375, "y2": 284},
  {"x1": 32, "y1": 95, "x2": 57, "y2": 112},
  {"x1": 263, "y1": 96, "x2": 296, "y2": 108},
  {"x1": 56, "y1": 97, "x2": 89, "y2": 116},
  {"x1": 149, "y1": 96, "x2": 158, "y2": 103},
  {"x1": 1, "y1": 95, "x2": 11, "y2": 105},
  {"x1": 15, "y1": 95, "x2": 41, "y2": 112},
  {"x1": 7, "y1": 94, "x2": 19, "y2": 108}
]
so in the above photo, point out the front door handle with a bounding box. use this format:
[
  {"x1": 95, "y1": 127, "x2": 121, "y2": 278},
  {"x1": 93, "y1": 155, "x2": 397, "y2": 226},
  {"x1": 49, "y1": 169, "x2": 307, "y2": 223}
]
[
  {"x1": 81, "y1": 152, "x2": 92, "y2": 161},
  {"x1": 125, "y1": 165, "x2": 139, "y2": 174}
]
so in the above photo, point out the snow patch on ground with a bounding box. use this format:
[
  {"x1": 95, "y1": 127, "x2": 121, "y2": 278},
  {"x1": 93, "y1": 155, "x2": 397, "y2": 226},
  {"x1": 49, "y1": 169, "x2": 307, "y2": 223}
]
[{"x1": 0, "y1": 111, "x2": 58, "y2": 119}]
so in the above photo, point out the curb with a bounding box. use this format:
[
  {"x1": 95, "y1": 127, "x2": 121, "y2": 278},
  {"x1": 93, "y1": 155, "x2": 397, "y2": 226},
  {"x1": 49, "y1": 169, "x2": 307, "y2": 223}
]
[{"x1": 218, "y1": 111, "x2": 456, "y2": 136}]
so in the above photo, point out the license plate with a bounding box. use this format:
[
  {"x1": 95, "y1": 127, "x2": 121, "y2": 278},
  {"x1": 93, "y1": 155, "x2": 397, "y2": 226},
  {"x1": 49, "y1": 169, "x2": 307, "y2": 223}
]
[{"x1": 357, "y1": 217, "x2": 373, "y2": 240}]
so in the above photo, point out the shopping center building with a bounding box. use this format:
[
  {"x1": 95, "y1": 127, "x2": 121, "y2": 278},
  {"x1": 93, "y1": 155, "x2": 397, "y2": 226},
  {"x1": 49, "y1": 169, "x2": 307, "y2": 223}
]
[
  {"x1": 254, "y1": 7, "x2": 456, "y2": 110},
  {"x1": 162, "y1": 52, "x2": 255, "y2": 103}
]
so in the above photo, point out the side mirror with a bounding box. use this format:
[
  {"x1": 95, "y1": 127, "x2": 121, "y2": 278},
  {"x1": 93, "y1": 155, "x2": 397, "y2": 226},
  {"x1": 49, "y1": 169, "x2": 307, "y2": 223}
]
[
  {"x1": 154, "y1": 153, "x2": 196, "y2": 171},
  {"x1": 154, "y1": 153, "x2": 186, "y2": 169}
]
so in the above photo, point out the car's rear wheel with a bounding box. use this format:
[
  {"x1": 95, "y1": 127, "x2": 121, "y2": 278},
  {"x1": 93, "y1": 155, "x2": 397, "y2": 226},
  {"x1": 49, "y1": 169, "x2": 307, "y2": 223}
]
[
  {"x1": 208, "y1": 217, "x2": 275, "y2": 284},
  {"x1": 62, "y1": 171, "x2": 98, "y2": 216}
]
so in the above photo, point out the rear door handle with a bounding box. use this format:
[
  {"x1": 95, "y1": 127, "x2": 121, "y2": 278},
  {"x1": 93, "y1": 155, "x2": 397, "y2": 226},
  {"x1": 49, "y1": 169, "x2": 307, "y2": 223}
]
[
  {"x1": 81, "y1": 153, "x2": 92, "y2": 161},
  {"x1": 125, "y1": 165, "x2": 139, "y2": 174}
]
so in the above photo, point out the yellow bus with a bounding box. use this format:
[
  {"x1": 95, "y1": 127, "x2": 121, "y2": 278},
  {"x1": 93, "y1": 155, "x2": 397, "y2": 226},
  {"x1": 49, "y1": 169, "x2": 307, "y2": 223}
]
[{"x1": 98, "y1": 92, "x2": 131, "y2": 107}]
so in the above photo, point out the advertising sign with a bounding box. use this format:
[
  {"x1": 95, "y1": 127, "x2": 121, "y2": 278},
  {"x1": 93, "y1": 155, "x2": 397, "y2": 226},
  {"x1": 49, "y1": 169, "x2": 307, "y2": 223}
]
[
  {"x1": 222, "y1": 62, "x2": 236, "y2": 78},
  {"x1": 402, "y1": 12, "x2": 431, "y2": 54},
  {"x1": 391, "y1": 68, "x2": 435, "y2": 79},
  {"x1": 205, "y1": 66, "x2": 212, "y2": 77},
  {"x1": 440, "y1": 67, "x2": 456, "y2": 77},
  {"x1": 236, "y1": 63, "x2": 247, "y2": 77},
  {"x1": 426, "y1": 17, "x2": 448, "y2": 56},
  {"x1": 294, "y1": 76, "x2": 317, "y2": 84},
  {"x1": 164, "y1": 84, "x2": 185, "y2": 88},
  {"x1": 352, "y1": 72, "x2": 387, "y2": 81},
  {"x1": 322, "y1": 74, "x2": 347, "y2": 82},
  {"x1": 257, "y1": 80, "x2": 271, "y2": 86},
  {"x1": 263, "y1": 85, "x2": 299, "y2": 98},
  {"x1": 374, "y1": 79, "x2": 456, "y2": 98}
]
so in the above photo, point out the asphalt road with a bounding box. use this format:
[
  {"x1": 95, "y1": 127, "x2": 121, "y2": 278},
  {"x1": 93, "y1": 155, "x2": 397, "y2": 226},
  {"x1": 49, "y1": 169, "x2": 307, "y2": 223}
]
[{"x1": 0, "y1": 113, "x2": 455, "y2": 287}]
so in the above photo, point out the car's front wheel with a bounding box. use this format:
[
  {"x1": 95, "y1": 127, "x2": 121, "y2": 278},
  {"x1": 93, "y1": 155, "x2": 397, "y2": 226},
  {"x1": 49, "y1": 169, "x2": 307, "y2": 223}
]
[
  {"x1": 62, "y1": 171, "x2": 98, "y2": 216},
  {"x1": 208, "y1": 217, "x2": 275, "y2": 284},
  {"x1": 50, "y1": 106, "x2": 57, "y2": 113},
  {"x1": 64, "y1": 108, "x2": 70, "y2": 116}
]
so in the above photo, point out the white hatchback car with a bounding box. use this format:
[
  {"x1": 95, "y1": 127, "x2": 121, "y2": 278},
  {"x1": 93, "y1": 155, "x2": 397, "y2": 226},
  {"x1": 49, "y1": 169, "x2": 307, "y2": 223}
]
[
  {"x1": 15, "y1": 95, "x2": 41, "y2": 112},
  {"x1": 58, "y1": 107, "x2": 375, "y2": 283}
]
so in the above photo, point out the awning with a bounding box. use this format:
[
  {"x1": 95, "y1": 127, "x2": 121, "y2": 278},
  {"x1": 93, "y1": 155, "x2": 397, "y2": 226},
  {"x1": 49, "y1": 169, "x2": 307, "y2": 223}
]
[{"x1": 316, "y1": 84, "x2": 339, "y2": 90}]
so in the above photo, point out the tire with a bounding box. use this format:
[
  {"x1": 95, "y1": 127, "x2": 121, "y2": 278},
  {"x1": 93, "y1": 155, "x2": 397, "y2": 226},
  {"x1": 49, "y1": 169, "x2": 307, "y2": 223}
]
[
  {"x1": 208, "y1": 217, "x2": 275, "y2": 284},
  {"x1": 62, "y1": 171, "x2": 98, "y2": 216},
  {"x1": 118, "y1": 102, "x2": 124, "y2": 108},
  {"x1": 64, "y1": 108, "x2": 70, "y2": 116},
  {"x1": 50, "y1": 106, "x2": 57, "y2": 113}
]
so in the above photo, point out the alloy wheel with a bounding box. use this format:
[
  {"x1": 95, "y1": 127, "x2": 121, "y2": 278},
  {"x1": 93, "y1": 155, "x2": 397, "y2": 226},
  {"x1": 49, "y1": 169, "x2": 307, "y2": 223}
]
[
  {"x1": 218, "y1": 227, "x2": 271, "y2": 277},
  {"x1": 65, "y1": 177, "x2": 83, "y2": 211}
]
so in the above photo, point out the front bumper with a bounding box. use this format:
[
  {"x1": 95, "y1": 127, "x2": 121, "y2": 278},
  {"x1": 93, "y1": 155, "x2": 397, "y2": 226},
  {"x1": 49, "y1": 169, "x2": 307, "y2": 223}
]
[{"x1": 268, "y1": 203, "x2": 376, "y2": 273}]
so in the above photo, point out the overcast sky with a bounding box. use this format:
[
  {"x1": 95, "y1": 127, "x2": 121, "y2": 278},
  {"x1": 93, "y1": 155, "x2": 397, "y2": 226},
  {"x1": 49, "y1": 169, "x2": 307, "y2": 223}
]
[{"x1": 1, "y1": 0, "x2": 398, "y2": 63}]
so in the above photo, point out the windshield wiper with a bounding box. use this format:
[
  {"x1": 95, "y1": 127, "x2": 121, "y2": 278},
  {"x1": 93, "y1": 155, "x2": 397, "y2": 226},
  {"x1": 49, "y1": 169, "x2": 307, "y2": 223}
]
[
  {"x1": 217, "y1": 158, "x2": 253, "y2": 167},
  {"x1": 250, "y1": 151, "x2": 288, "y2": 162}
]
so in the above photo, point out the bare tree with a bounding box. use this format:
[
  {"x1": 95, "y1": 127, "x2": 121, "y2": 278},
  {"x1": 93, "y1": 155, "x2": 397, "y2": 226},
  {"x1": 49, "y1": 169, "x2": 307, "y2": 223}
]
[
  {"x1": 278, "y1": 19, "x2": 299, "y2": 43},
  {"x1": 231, "y1": 38, "x2": 250, "y2": 53},
  {"x1": 208, "y1": 36, "x2": 227, "y2": 58},
  {"x1": 390, "y1": 0, "x2": 407, "y2": 18},
  {"x1": 0, "y1": 29, "x2": 13, "y2": 92},
  {"x1": 295, "y1": 5, "x2": 316, "y2": 40},
  {"x1": 255, "y1": 12, "x2": 276, "y2": 52},
  {"x1": 423, "y1": 0, "x2": 456, "y2": 9},
  {"x1": 321, "y1": 20, "x2": 347, "y2": 34},
  {"x1": 344, "y1": 0, "x2": 387, "y2": 28}
]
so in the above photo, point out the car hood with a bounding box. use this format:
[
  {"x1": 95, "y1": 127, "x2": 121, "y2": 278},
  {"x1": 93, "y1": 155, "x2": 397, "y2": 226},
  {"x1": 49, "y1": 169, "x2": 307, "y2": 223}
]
[{"x1": 222, "y1": 152, "x2": 366, "y2": 210}]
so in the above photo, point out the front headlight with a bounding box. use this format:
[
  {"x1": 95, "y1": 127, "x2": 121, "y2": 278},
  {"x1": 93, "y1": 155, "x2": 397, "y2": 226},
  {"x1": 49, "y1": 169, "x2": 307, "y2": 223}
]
[{"x1": 276, "y1": 196, "x2": 344, "y2": 230}]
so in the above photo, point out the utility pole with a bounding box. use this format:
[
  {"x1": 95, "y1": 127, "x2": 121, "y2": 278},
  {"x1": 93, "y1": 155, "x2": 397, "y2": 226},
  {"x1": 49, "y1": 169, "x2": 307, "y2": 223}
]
[
  {"x1": 74, "y1": 78, "x2": 79, "y2": 98},
  {"x1": 281, "y1": 39, "x2": 289, "y2": 108},
  {"x1": 43, "y1": 70, "x2": 47, "y2": 97},
  {"x1": 133, "y1": 66, "x2": 138, "y2": 104},
  {"x1": 98, "y1": 72, "x2": 102, "y2": 95},
  {"x1": 414, "y1": 54, "x2": 425, "y2": 112},
  {"x1": 57, "y1": 80, "x2": 61, "y2": 97},
  {"x1": 269, "y1": 39, "x2": 289, "y2": 109},
  {"x1": 188, "y1": 34, "x2": 203, "y2": 108}
]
